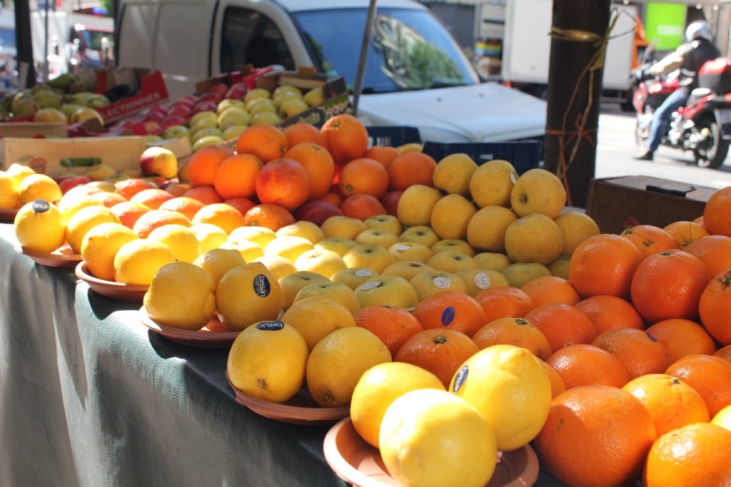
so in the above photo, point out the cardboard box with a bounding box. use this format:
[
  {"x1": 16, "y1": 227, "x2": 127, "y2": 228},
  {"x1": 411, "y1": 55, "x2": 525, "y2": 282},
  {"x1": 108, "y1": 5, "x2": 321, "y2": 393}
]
[
  {"x1": 254, "y1": 67, "x2": 353, "y2": 129},
  {"x1": 94, "y1": 68, "x2": 169, "y2": 124},
  {"x1": 0, "y1": 136, "x2": 148, "y2": 175},
  {"x1": 0, "y1": 122, "x2": 68, "y2": 138},
  {"x1": 585, "y1": 176, "x2": 716, "y2": 234}
]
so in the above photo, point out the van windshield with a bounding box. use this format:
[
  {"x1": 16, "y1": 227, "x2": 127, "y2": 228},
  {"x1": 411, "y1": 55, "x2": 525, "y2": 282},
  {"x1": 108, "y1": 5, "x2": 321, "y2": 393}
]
[{"x1": 293, "y1": 7, "x2": 477, "y2": 94}]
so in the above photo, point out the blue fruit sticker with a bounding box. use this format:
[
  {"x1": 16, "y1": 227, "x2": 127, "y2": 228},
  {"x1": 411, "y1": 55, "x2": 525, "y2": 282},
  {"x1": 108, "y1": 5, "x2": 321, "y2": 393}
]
[
  {"x1": 253, "y1": 274, "x2": 271, "y2": 297},
  {"x1": 452, "y1": 365, "x2": 468, "y2": 393},
  {"x1": 441, "y1": 306, "x2": 455, "y2": 326},
  {"x1": 31, "y1": 200, "x2": 51, "y2": 213},
  {"x1": 256, "y1": 321, "x2": 284, "y2": 331}
]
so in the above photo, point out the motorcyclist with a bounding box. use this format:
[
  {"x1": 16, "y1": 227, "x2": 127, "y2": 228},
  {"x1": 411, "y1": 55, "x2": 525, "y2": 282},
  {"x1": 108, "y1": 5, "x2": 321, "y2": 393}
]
[{"x1": 634, "y1": 19, "x2": 720, "y2": 161}]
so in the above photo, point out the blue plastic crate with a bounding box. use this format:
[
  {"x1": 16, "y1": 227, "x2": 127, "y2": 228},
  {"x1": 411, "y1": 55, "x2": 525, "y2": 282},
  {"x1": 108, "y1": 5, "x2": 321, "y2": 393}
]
[
  {"x1": 422, "y1": 140, "x2": 544, "y2": 174},
  {"x1": 366, "y1": 126, "x2": 422, "y2": 147}
]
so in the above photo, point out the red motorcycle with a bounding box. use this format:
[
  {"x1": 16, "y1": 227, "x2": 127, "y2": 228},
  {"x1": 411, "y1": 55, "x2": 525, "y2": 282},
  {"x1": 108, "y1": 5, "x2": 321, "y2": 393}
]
[{"x1": 631, "y1": 57, "x2": 731, "y2": 169}]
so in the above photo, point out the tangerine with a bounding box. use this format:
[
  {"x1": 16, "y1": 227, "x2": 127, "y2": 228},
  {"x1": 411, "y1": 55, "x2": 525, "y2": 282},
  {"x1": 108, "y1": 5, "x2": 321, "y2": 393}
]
[
  {"x1": 236, "y1": 124, "x2": 289, "y2": 162},
  {"x1": 353, "y1": 304, "x2": 424, "y2": 357},
  {"x1": 546, "y1": 343, "x2": 629, "y2": 389},
  {"x1": 412, "y1": 291, "x2": 488, "y2": 338},
  {"x1": 387, "y1": 152, "x2": 437, "y2": 191},
  {"x1": 255, "y1": 158, "x2": 310, "y2": 211},
  {"x1": 338, "y1": 157, "x2": 389, "y2": 198},
  {"x1": 524, "y1": 303, "x2": 597, "y2": 354},
  {"x1": 591, "y1": 328, "x2": 671, "y2": 380},
  {"x1": 320, "y1": 114, "x2": 368, "y2": 164}
]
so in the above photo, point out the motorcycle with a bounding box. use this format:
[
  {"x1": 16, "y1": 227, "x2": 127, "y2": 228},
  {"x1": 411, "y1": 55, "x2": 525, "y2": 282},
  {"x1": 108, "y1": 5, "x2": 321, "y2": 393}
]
[{"x1": 630, "y1": 57, "x2": 731, "y2": 169}]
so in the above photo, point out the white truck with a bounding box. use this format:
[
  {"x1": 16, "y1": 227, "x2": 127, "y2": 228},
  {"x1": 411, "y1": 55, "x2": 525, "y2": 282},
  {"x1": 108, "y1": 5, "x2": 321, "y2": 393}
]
[{"x1": 114, "y1": 0, "x2": 548, "y2": 143}]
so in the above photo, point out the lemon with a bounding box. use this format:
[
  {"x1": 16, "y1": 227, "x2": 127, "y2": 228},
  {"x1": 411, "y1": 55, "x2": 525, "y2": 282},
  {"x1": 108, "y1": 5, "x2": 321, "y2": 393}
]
[
  {"x1": 147, "y1": 223, "x2": 201, "y2": 263},
  {"x1": 276, "y1": 220, "x2": 325, "y2": 245},
  {"x1": 216, "y1": 261, "x2": 283, "y2": 331},
  {"x1": 17, "y1": 173, "x2": 62, "y2": 205},
  {"x1": 113, "y1": 239, "x2": 177, "y2": 285},
  {"x1": 219, "y1": 239, "x2": 264, "y2": 262},
  {"x1": 306, "y1": 327, "x2": 391, "y2": 407},
  {"x1": 252, "y1": 255, "x2": 297, "y2": 280},
  {"x1": 0, "y1": 171, "x2": 19, "y2": 209},
  {"x1": 553, "y1": 210, "x2": 601, "y2": 256},
  {"x1": 57, "y1": 194, "x2": 104, "y2": 225},
  {"x1": 450, "y1": 344, "x2": 552, "y2": 451},
  {"x1": 281, "y1": 295, "x2": 356, "y2": 351},
  {"x1": 293, "y1": 281, "x2": 361, "y2": 315},
  {"x1": 351, "y1": 362, "x2": 445, "y2": 449},
  {"x1": 466, "y1": 205, "x2": 518, "y2": 253},
  {"x1": 14, "y1": 200, "x2": 66, "y2": 253},
  {"x1": 379, "y1": 389, "x2": 497, "y2": 487},
  {"x1": 66, "y1": 205, "x2": 121, "y2": 254},
  {"x1": 229, "y1": 225, "x2": 277, "y2": 250},
  {"x1": 144, "y1": 262, "x2": 216, "y2": 330},
  {"x1": 432, "y1": 153, "x2": 478, "y2": 197},
  {"x1": 188, "y1": 223, "x2": 229, "y2": 253},
  {"x1": 6, "y1": 163, "x2": 36, "y2": 190},
  {"x1": 469, "y1": 159, "x2": 518, "y2": 208},
  {"x1": 264, "y1": 235, "x2": 314, "y2": 263},
  {"x1": 81, "y1": 222, "x2": 139, "y2": 281},
  {"x1": 193, "y1": 248, "x2": 246, "y2": 290},
  {"x1": 227, "y1": 320, "x2": 309, "y2": 403},
  {"x1": 711, "y1": 404, "x2": 731, "y2": 431},
  {"x1": 278, "y1": 270, "x2": 330, "y2": 310}
]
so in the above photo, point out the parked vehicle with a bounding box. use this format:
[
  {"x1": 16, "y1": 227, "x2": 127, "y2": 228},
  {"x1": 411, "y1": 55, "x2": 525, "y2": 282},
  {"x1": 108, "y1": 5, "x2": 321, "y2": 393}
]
[
  {"x1": 114, "y1": 0, "x2": 547, "y2": 143},
  {"x1": 631, "y1": 57, "x2": 731, "y2": 168}
]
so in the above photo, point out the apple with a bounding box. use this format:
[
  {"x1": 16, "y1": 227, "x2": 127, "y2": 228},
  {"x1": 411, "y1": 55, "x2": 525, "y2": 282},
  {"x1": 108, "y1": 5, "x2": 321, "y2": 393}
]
[
  {"x1": 275, "y1": 220, "x2": 325, "y2": 245},
  {"x1": 59, "y1": 175, "x2": 92, "y2": 194},
  {"x1": 354, "y1": 228, "x2": 400, "y2": 249},
  {"x1": 279, "y1": 270, "x2": 331, "y2": 310},
  {"x1": 427, "y1": 249, "x2": 478, "y2": 274},
  {"x1": 364, "y1": 214, "x2": 403, "y2": 235},
  {"x1": 167, "y1": 104, "x2": 192, "y2": 118},
  {"x1": 381, "y1": 261, "x2": 435, "y2": 282},
  {"x1": 409, "y1": 269, "x2": 468, "y2": 302},
  {"x1": 387, "y1": 242, "x2": 433, "y2": 263},
  {"x1": 320, "y1": 215, "x2": 367, "y2": 240},
  {"x1": 229, "y1": 226, "x2": 277, "y2": 250},
  {"x1": 454, "y1": 268, "x2": 509, "y2": 297},
  {"x1": 263, "y1": 235, "x2": 314, "y2": 263},
  {"x1": 225, "y1": 82, "x2": 247, "y2": 100},
  {"x1": 510, "y1": 168, "x2": 567, "y2": 219},
  {"x1": 142, "y1": 121, "x2": 162, "y2": 134},
  {"x1": 399, "y1": 225, "x2": 440, "y2": 248},
  {"x1": 342, "y1": 243, "x2": 396, "y2": 274},
  {"x1": 353, "y1": 275, "x2": 420, "y2": 309},
  {"x1": 143, "y1": 110, "x2": 166, "y2": 123},
  {"x1": 314, "y1": 237, "x2": 358, "y2": 257},
  {"x1": 84, "y1": 164, "x2": 118, "y2": 182},
  {"x1": 292, "y1": 248, "x2": 347, "y2": 279},
  {"x1": 162, "y1": 124, "x2": 191, "y2": 140},
  {"x1": 473, "y1": 252, "x2": 513, "y2": 272},
  {"x1": 397, "y1": 184, "x2": 442, "y2": 227},
  {"x1": 330, "y1": 266, "x2": 380, "y2": 290},
  {"x1": 191, "y1": 100, "x2": 219, "y2": 115},
  {"x1": 139, "y1": 146, "x2": 179, "y2": 179},
  {"x1": 431, "y1": 239, "x2": 476, "y2": 257},
  {"x1": 294, "y1": 200, "x2": 343, "y2": 226},
  {"x1": 470, "y1": 160, "x2": 518, "y2": 209},
  {"x1": 148, "y1": 105, "x2": 169, "y2": 117},
  {"x1": 207, "y1": 83, "x2": 230, "y2": 96},
  {"x1": 161, "y1": 116, "x2": 189, "y2": 131},
  {"x1": 181, "y1": 94, "x2": 198, "y2": 105},
  {"x1": 501, "y1": 262, "x2": 552, "y2": 288},
  {"x1": 380, "y1": 190, "x2": 403, "y2": 217},
  {"x1": 197, "y1": 92, "x2": 224, "y2": 105}
]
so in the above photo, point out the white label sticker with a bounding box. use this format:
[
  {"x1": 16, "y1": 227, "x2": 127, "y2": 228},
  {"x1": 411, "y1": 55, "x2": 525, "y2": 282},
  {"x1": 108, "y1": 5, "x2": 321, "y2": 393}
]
[
  {"x1": 358, "y1": 280, "x2": 382, "y2": 291},
  {"x1": 433, "y1": 277, "x2": 451, "y2": 289},
  {"x1": 354, "y1": 269, "x2": 374, "y2": 277},
  {"x1": 473, "y1": 272, "x2": 491, "y2": 289}
]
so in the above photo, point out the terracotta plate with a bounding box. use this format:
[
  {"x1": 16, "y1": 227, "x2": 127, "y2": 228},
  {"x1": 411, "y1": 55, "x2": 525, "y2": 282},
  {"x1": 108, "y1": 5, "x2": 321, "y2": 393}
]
[
  {"x1": 138, "y1": 306, "x2": 240, "y2": 348},
  {"x1": 15, "y1": 244, "x2": 82, "y2": 267},
  {"x1": 227, "y1": 371, "x2": 349, "y2": 425},
  {"x1": 75, "y1": 262, "x2": 149, "y2": 301},
  {"x1": 323, "y1": 418, "x2": 540, "y2": 487},
  {"x1": 0, "y1": 208, "x2": 19, "y2": 222}
]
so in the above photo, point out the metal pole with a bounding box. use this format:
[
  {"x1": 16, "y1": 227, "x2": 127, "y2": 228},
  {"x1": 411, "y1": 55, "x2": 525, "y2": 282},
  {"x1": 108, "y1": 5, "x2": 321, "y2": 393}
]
[{"x1": 353, "y1": 0, "x2": 378, "y2": 116}]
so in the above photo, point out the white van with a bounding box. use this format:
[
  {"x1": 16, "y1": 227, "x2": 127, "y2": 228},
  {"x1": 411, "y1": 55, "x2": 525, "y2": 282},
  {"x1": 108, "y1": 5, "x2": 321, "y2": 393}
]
[{"x1": 115, "y1": 0, "x2": 547, "y2": 143}]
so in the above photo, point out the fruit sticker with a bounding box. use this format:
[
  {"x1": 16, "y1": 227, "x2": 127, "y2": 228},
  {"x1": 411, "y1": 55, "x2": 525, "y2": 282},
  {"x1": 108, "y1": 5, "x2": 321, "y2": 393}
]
[
  {"x1": 256, "y1": 320, "x2": 284, "y2": 331},
  {"x1": 441, "y1": 306, "x2": 456, "y2": 327},
  {"x1": 473, "y1": 272, "x2": 491, "y2": 290},
  {"x1": 432, "y1": 277, "x2": 451, "y2": 289},
  {"x1": 358, "y1": 280, "x2": 382, "y2": 291},
  {"x1": 253, "y1": 274, "x2": 271, "y2": 297},
  {"x1": 354, "y1": 268, "x2": 375, "y2": 277},
  {"x1": 452, "y1": 365, "x2": 469, "y2": 393},
  {"x1": 31, "y1": 199, "x2": 51, "y2": 213}
]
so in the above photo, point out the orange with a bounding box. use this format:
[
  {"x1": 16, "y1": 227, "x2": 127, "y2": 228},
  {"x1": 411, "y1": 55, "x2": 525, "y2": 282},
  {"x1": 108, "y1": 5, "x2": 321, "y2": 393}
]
[
  {"x1": 282, "y1": 142, "x2": 336, "y2": 201},
  {"x1": 703, "y1": 185, "x2": 731, "y2": 237},
  {"x1": 164, "y1": 183, "x2": 191, "y2": 197},
  {"x1": 181, "y1": 185, "x2": 224, "y2": 205},
  {"x1": 110, "y1": 201, "x2": 150, "y2": 229},
  {"x1": 683, "y1": 234, "x2": 731, "y2": 279},
  {"x1": 538, "y1": 358, "x2": 567, "y2": 399},
  {"x1": 629, "y1": 249, "x2": 711, "y2": 324},
  {"x1": 236, "y1": 124, "x2": 289, "y2": 163},
  {"x1": 213, "y1": 153, "x2": 262, "y2": 200},
  {"x1": 693, "y1": 214, "x2": 706, "y2": 228},
  {"x1": 255, "y1": 157, "x2": 310, "y2": 211},
  {"x1": 545, "y1": 343, "x2": 629, "y2": 389},
  {"x1": 242, "y1": 203, "x2": 296, "y2": 232},
  {"x1": 591, "y1": 328, "x2": 671, "y2": 380},
  {"x1": 353, "y1": 304, "x2": 424, "y2": 357},
  {"x1": 394, "y1": 329, "x2": 479, "y2": 388},
  {"x1": 114, "y1": 178, "x2": 156, "y2": 200},
  {"x1": 338, "y1": 157, "x2": 389, "y2": 198},
  {"x1": 524, "y1": 303, "x2": 597, "y2": 354},
  {"x1": 620, "y1": 224, "x2": 680, "y2": 257},
  {"x1": 520, "y1": 275, "x2": 580, "y2": 306},
  {"x1": 471, "y1": 317, "x2": 552, "y2": 360},
  {"x1": 339, "y1": 194, "x2": 387, "y2": 221},
  {"x1": 320, "y1": 113, "x2": 368, "y2": 164},
  {"x1": 283, "y1": 122, "x2": 329, "y2": 150},
  {"x1": 534, "y1": 385, "x2": 657, "y2": 487},
  {"x1": 645, "y1": 318, "x2": 718, "y2": 363},
  {"x1": 573, "y1": 294, "x2": 646, "y2": 335},
  {"x1": 663, "y1": 220, "x2": 709, "y2": 247},
  {"x1": 187, "y1": 145, "x2": 234, "y2": 187},
  {"x1": 665, "y1": 354, "x2": 731, "y2": 416},
  {"x1": 191, "y1": 203, "x2": 246, "y2": 234},
  {"x1": 622, "y1": 373, "x2": 710, "y2": 437},
  {"x1": 318, "y1": 191, "x2": 342, "y2": 208},
  {"x1": 715, "y1": 345, "x2": 731, "y2": 362},
  {"x1": 387, "y1": 152, "x2": 437, "y2": 191},
  {"x1": 569, "y1": 234, "x2": 644, "y2": 299},
  {"x1": 473, "y1": 286, "x2": 536, "y2": 323},
  {"x1": 89, "y1": 191, "x2": 127, "y2": 208},
  {"x1": 158, "y1": 196, "x2": 205, "y2": 220},
  {"x1": 129, "y1": 188, "x2": 175, "y2": 210},
  {"x1": 411, "y1": 291, "x2": 488, "y2": 338},
  {"x1": 698, "y1": 269, "x2": 731, "y2": 346},
  {"x1": 644, "y1": 422, "x2": 731, "y2": 487},
  {"x1": 364, "y1": 145, "x2": 399, "y2": 169},
  {"x1": 132, "y1": 208, "x2": 192, "y2": 239},
  {"x1": 223, "y1": 197, "x2": 256, "y2": 218}
]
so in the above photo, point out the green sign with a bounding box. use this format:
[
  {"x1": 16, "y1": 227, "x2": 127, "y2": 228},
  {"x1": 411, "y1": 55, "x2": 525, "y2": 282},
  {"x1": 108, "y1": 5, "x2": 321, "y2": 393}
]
[{"x1": 645, "y1": 3, "x2": 687, "y2": 51}]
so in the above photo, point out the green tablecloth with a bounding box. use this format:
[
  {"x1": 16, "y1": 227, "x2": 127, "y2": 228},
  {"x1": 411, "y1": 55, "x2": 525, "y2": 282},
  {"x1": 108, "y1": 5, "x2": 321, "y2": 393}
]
[{"x1": 0, "y1": 222, "x2": 566, "y2": 487}]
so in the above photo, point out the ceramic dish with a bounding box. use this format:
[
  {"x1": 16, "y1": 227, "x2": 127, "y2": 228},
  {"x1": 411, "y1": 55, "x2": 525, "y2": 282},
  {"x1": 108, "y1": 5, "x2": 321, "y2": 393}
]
[
  {"x1": 0, "y1": 208, "x2": 19, "y2": 222},
  {"x1": 75, "y1": 262, "x2": 149, "y2": 301},
  {"x1": 323, "y1": 418, "x2": 540, "y2": 487},
  {"x1": 15, "y1": 245, "x2": 82, "y2": 267},
  {"x1": 138, "y1": 306, "x2": 240, "y2": 348},
  {"x1": 227, "y1": 371, "x2": 349, "y2": 425}
]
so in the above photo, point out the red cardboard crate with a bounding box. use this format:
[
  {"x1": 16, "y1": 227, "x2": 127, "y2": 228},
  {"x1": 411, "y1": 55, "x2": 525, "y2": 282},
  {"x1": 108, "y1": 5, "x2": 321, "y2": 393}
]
[{"x1": 96, "y1": 69, "x2": 169, "y2": 124}]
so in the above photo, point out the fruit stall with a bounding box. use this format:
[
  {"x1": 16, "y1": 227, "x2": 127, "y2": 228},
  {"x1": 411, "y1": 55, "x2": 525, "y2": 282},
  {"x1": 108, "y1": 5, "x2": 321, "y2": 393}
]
[{"x1": 1, "y1": 67, "x2": 731, "y2": 487}]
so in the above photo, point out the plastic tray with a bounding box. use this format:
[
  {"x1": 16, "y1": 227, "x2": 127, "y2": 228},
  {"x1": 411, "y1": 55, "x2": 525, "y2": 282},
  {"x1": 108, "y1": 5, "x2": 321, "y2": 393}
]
[
  {"x1": 422, "y1": 140, "x2": 544, "y2": 174},
  {"x1": 366, "y1": 126, "x2": 422, "y2": 147}
]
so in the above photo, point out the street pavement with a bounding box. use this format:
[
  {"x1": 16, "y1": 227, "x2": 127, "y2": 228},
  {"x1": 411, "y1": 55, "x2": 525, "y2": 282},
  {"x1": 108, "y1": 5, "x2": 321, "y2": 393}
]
[{"x1": 595, "y1": 103, "x2": 731, "y2": 190}]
